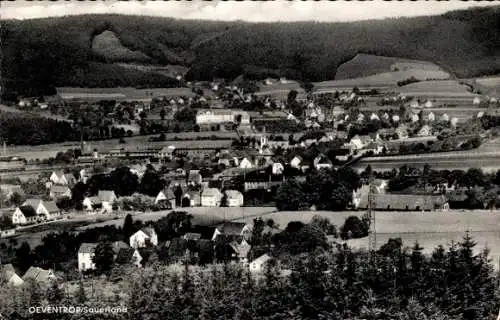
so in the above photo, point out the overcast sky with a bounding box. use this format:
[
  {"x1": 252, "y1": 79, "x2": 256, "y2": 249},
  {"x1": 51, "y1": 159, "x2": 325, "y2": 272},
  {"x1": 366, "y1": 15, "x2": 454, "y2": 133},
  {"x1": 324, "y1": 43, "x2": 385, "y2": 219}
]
[{"x1": 1, "y1": 1, "x2": 498, "y2": 22}]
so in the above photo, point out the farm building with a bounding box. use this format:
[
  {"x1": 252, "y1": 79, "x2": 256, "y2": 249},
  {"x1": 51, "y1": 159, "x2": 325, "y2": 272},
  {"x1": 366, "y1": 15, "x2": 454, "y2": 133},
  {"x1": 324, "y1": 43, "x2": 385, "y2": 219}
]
[
  {"x1": 154, "y1": 188, "x2": 176, "y2": 207},
  {"x1": 22, "y1": 266, "x2": 56, "y2": 284},
  {"x1": 201, "y1": 188, "x2": 223, "y2": 207},
  {"x1": 212, "y1": 222, "x2": 252, "y2": 241},
  {"x1": 224, "y1": 190, "x2": 244, "y2": 207},
  {"x1": 49, "y1": 185, "x2": 72, "y2": 200},
  {"x1": 357, "y1": 194, "x2": 449, "y2": 211},
  {"x1": 196, "y1": 109, "x2": 250, "y2": 125}
]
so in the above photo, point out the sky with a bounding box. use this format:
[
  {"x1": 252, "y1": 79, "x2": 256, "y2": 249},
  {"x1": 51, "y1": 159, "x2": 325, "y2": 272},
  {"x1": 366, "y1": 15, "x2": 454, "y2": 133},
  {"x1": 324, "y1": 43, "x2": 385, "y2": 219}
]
[{"x1": 1, "y1": 1, "x2": 498, "y2": 22}]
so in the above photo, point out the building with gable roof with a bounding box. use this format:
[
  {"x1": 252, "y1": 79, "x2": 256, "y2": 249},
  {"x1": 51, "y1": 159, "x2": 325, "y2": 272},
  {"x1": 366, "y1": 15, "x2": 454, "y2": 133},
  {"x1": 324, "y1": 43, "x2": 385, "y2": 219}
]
[
  {"x1": 130, "y1": 227, "x2": 159, "y2": 249},
  {"x1": 201, "y1": 188, "x2": 223, "y2": 207}
]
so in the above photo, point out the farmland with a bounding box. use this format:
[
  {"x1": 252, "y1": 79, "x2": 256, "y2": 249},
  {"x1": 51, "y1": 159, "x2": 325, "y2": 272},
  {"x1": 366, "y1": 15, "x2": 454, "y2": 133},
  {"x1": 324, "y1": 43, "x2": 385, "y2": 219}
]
[
  {"x1": 56, "y1": 87, "x2": 197, "y2": 101},
  {"x1": 232, "y1": 209, "x2": 500, "y2": 270},
  {"x1": 394, "y1": 80, "x2": 477, "y2": 97},
  {"x1": 335, "y1": 53, "x2": 447, "y2": 80}
]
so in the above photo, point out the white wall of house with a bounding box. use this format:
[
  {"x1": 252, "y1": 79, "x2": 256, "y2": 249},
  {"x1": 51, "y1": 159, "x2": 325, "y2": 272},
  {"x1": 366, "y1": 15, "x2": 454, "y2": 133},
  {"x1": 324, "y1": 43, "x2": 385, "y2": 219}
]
[
  {"x1": 78, "y1": 252, "x2": 96, "y2": 272},
  {"x1": 201, "y1": 196, "x2": 221, "y2": 207},
  {"x1": 7, "y1": 274, "x2": 24, "y2": 286},
  {"x1": 227, "y1": 195, "x2": 244, "y2": 207},
  {"x1": 82, "y1": 198, "x2": 93, "y2": 211},
  {"x1": 12, "y1": 208, "x2": 27, "y2": 225},
  {"x1": 129, "y1": 231, "x2": 158, "y2": 249}
]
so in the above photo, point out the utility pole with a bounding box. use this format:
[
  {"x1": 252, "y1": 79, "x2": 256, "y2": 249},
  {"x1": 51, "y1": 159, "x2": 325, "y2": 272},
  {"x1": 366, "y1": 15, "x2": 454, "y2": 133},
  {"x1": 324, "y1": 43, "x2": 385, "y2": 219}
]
[{"x1": 367, "y1": 173, "x2": 377, "y2": 261}]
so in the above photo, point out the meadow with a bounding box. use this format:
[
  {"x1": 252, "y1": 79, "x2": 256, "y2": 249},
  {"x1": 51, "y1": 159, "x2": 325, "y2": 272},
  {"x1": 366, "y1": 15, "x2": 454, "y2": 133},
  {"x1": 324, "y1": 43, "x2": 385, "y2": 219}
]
[
  {"x1": 334, "y1": 53, "x2": 446, "y2": 80},
  {"x1": 56, "y1": 87, "x2": 197, "y2": 101},
  {"x1": 394, "y1": 80, "x2": 478, "y2": 97}
]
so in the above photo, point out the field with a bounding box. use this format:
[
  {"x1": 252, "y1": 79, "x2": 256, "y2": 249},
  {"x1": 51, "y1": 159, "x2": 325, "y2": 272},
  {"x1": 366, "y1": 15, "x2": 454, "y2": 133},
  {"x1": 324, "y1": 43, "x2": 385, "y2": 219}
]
[
  {"x1": 395, "y1": 80, "x2": 477, "y2": 97},
  {"x1": 56, "y1": 87, "x2": 197, "y2": 101},
  {"x1": 314, "y1": 70, "x2": 450, "y2": 93},
  {"x1": 352, "y1": 145, "x2": 500, "y2": 173},
  {"x1": 335, "y1": 53, "x2": 446, "y2": 80},
  {"x1": 474, "y1": 76, "x2": 500, "y2": 88},
  {"x1": 78, "y1": 207, "x2": 277, "y2": 230},
  {"x1": 232, "y1": 209, "x2": 500, "y2": 270},
  {"x1": 92, "y1": 30, "x2": 151, "y2": 62},
  {"x1": 255, "y1": 86, "x2": 306, "y2": 101}
]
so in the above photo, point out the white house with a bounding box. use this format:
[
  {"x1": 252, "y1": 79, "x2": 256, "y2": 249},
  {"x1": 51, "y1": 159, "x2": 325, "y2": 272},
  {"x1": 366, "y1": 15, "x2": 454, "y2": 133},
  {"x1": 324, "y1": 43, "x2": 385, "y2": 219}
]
[
  {"x1": 440, "y1": 113, "x2": 450, "y2": 122},
  {"x1": 99, "y1": 190, "x2": 117, "y2": 212},
  {"x1": 409, "y1": 99, "x2": 419, "y2": 108},
  {"x1": 154, "y1": 188, "x2": 176, "y2": 207},
  {"x1": 78, "y1": 243, "x2": 98, "y2": 272},
  {"x1": 350, "y1": 135, "x2": 373, "y2": 150},
  {"x1": 22, "y1": 266, "x2": 56, "y2": 284},
  {"x1": 271, "y1": 162, "x2": 284, "y2": 175},
  {"x1": 370, "y1": 113, "x2": 380, "y2": 121},
  {"x1": 426, "y1": 112, "x2": 435, "y2": 122},
  {"x1": 424, "y1": 100, "x2": 433, "y2": 108},
  {"x1": 473, "y1": 97, "x2": 481, "y2": 105},
  {"x1": 451, "y1": 117, "x2": 459, "y2": 127},
  {"x1": 250, "y1": 254, "x2": 273, "y2": 274},
  {"x1": 411, "y1": 113, "x2": 420, "y2": 123},
  {"x1": 1, "y1": 264, "x2": 23, "y2": 286},
  {"x1": 224, "y1": 190, "x2": 244, "y2": 207},
  {"x1": 17, "y1": 199, "x2": 60, "y2": 222},
  {"x1": 49, "y1": 171, "x2": 76, "y2": 186},
  {"x1": 392, "y1": 115, "x2": 400, "y2": 123},
  {"x1": 417, "y1": 125, "x2": 433, "y2": 137},
  {"x1": 130, "y1": 227, "x2": 159, "y2": 249},
  {"x1": 239, "y1": 157, "x2": 254, "y2": 169},
  {"x1": 290, "y1": 156, "x2": 302, "y2": 169},
  {"x1": 201, "y1": 188, "x2": 223, "y2": 207}
]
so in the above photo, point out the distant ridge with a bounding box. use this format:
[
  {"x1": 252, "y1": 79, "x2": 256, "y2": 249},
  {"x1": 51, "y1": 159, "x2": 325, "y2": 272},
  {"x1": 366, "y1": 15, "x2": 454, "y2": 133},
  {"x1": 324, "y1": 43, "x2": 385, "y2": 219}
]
[{"x1": 2, "y1": 6, "x2": 500, "y2": 96}]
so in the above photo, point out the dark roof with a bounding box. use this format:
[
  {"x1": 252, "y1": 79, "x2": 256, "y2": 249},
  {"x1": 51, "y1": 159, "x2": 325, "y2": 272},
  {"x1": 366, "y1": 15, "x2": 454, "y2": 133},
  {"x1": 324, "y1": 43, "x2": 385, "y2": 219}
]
[
  {"x1": 78, "y1": 243, "x2": 99, "y2": 254},
  {"x1": 192, "y1": 226, "x2": 217, "y2": 240},
  {"x1": 358, "y1": 194, "x2": 447, "y2": 211},
  {"x1": 18, "y1": 206, "x2": 37, "y2": 218},
  {"x1": 215, "y1": 222, "x2": 248, "y2": 236}
]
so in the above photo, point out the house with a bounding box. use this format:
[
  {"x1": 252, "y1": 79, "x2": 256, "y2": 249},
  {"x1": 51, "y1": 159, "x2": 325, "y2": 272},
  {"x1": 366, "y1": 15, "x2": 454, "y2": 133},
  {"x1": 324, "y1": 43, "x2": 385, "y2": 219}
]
[
  {"x1": 12, "y1": 206, "x2": 37, "y2": 225},
  {"x1": 271, "y1": 162, "x2": 284, "y2": 175},
  {"x1": 313, "y1": 154, "x2": 333, "y2": 170},
  {"x1": 392, "y1": 115, "x2": 400, "y2": 123},
  {"x1": 370, "y1": 113, "x2": 380, "y2": 121},
  {"x1": 130, "y1": 227, "x2": 159, "y2": 249},
  {"x1": 22, "y1": 266, "x2": 56, "y2": 284},
  {"x1": 289, "y1": 155, "x2": 302, "y2": 169},
  {"x1": 154, "y1": 188, "x2": 176, "y2": 208},
  {"x1": 395, "y1": 125, "x2": 409, "y2": 140},
  {"x1": 224, "y1": 190, "x2": 244, "y2": 207},
  {"x1": 0, "y1": 184, "x2": 25, "y2": 200},
  {"x1": 417, "y1": 125, "x2": 433, "y2": 137},
  {"x1": 19, "y1": 199, "x2": 60, "y2": 221},
  {"x1": 364, "y1": 142, "x2": 385, "y2": 155},
  {"x1": 212, "y1": 222, "x2": 252, "y2": 241},
  {"x1": 49, "y1": 171, "x2": 76, "y2": 186},
  {"x1": 201, "y1": 188, "x2": 223, "y2": 207},
  {"x1": 451, "y1": 117, "x2": 459, "y2": 127},
  {"x1": 473, "y1": 97, "x2": 481, "y2": 105},
  {"x1": 97, "y1": 190, "x2": 117, "y2": 212},
  {"x1": 231, "y1": 239, "x2": 252, "y2": 263},
  {"x1": 1, "y1": 264, "x2": 24, "y2": 286},
  {"x1": 182, "y1": 190, "x2": 202, "y2": 207},
  {"x1": 440, "y1": 113, "x2": 450, "y2": 122},
  {"x1": 113, "y1": 241, "x2": 142, "y2": 267},
  {"x1": 411, "y1": 113, "x2": 420, "y2": 123},
  {"x1": 350, "y1": 135, "x2": 373, "y2": 150},
  {"x1": 356, "y1": 194, "x2": 449, "y2": 211},
  {"x1": 424, "y1": 100, "x2": 433, "y2": 108},
  {"x1": 183, "y1": 233, "x2": 202, "y2": 241},
  {"x1": 409, "y1": 99, "x2": 419, "y2": 108},
  {"x1": 250, "y1": 254, "x2": 273, "y2": 274},
  {"x1": 425, "y1": 111, "x2": 435, "y2": 122},
  {"x1": 82, "y1": 196, "x2": 102, "y2": 212},
  {"x1": 78, "y1": 243, "x2": 99, "y2": 272},
  {"x1": 49, "y1": 185, "x2": 72, "y2": 200},
  {"x1": 239, "y1": 157, "x2": 254, "y2": 169}
]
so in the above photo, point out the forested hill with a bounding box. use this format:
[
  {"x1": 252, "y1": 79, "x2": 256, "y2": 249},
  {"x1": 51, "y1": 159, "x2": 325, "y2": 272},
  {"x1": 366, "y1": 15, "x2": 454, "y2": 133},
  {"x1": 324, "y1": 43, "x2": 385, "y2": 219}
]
[{"x1": 2, "y1": 6, "x2": 500, "y2": 96}]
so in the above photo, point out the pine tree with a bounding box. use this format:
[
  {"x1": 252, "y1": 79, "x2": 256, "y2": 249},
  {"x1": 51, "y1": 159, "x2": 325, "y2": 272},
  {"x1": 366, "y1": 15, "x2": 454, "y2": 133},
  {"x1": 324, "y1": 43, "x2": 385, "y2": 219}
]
[
  {"x1": 46, "y1": 281, "x2": 63, "y2": 305},
  {"x1": 122, "y1": 214, "x2": 135, "y2": 239}
]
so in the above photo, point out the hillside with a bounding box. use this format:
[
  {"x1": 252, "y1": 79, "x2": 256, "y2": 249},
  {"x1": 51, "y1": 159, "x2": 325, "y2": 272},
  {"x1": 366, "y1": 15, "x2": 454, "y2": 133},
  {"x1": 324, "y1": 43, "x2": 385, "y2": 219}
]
[
  {"x1": 335, "y1": 53, "x2": 446, "y2": 80},
  {"x1": 2, "y1": 6, "x2": 500, "y2": 97}
]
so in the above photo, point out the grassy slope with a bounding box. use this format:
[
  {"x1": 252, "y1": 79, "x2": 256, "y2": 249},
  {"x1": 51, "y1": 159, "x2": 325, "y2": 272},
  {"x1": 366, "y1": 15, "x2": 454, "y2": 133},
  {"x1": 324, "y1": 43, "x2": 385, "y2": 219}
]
[
  {"x1": 335, "y1": 53, "x2": 444, "y2": 80},
  {"x1": 2, "y1": 6, "x2": 500, "y2": 93}
]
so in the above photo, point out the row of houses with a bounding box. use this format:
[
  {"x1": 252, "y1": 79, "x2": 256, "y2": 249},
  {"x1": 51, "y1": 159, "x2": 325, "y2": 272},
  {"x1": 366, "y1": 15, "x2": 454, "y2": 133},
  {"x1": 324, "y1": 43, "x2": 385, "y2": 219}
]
[
  {"x1": 77, "y1": 222, "x2": 272, "y2": 274},
  {"x1": 1, "y1": 264, "x2": 56, "y2": 287}
]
